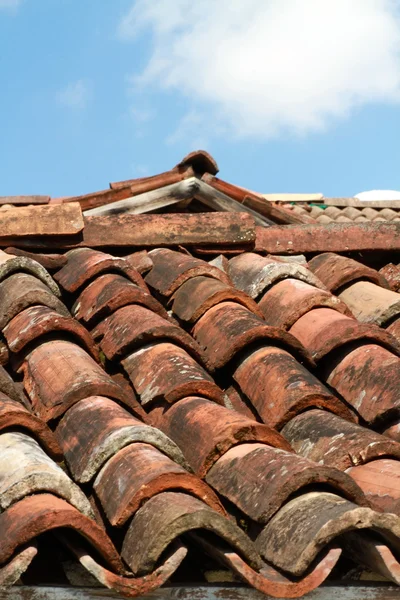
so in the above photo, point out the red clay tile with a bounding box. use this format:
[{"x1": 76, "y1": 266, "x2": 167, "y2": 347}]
[
  {"x1": 122, "y1": 342, "x2": 226, "y2": 407},
  {"x1": 380, "y1": 263, "x2": 400, "y2": 292},
  {"x1": 123, "y1": 250, "x2": 153, "y2": 275},
  {"x1": 94, "y1": 442, "x2": 226, "y2": 526},
  {"x1": 308, "y1": 252, "x2": 389, "y2": 292},
  {"x1": 3, "y1": 305, "x2": 99, "y2": 361},
  {"x1": 347, "y1": 459, "x2": 400, "y2": 515},
  {"x1": 122, "y1": 491, "x2": 262, "y2": 576},
  {"x1": 192, "y1": 533, "x2": 342, "y2": 598},
  {"x1": 228, "y1": 253, "x2": 325, "y2": 299},
  {"x1": 0, "y1": 203, "x2": 83, "y2": 242},
  {"x1": 282, "y1": 409, "x2": 400, "y2": 470},
  {"x1": 145, "y1": 248, "x2": 230, "y2": 298},
  {"x1": 206, "y1": 443, "x2": 367, "y2": 523},
  {"x1": 0, "y1": 393, "x2": 62, "y2": 459},
  {"x1": 233, "y1": 346, "x2": 354, "y2": 429},
  {"x1": 0, "y1": 250, "x2": 61, "y2": 296},
  {"x1": 109, "y1": 168, "x2": 191, "y2": 194},
  {"x1": 72, "y1": 273, "x2": 167, "y2": 327},
  {"x1": 171, "y1": 275, "x2": 264, "y2": 324},
  {"x1": 258, "y1": 278, "x2": 352, "y2": 329},
  {"x1": 0, "y1": 493, "x2": 123, "y2": 573},
  {"x1": 93, "y1": 305, "x2": 208, "y2": 365},
  {"x1": 56, "y1": 396, "x2": 190, "y2": 483},
  {"x1": 176, "y1": 150, "x2": 219, "y2": 175},
  {"x1": 54, "y1": 247, "x2": 147, "y2": 293},
  {"x1": 338, "y1": 281, "x2": 400, "y2": 326},
  {"x1": 21, "y1": 340, "x2": 128, "y2": 422},
  {"x1": 64, "y1": 537, "x2": 188, "y2": 598},
  {"x1": 342, "y1": 533, "x2": 400, "y2": 586},
  {"x1": 289, "y1": 307, "x2": 400, "y2": 362},
  {"x1": 255, "y1": 222, "x2": 400, "y2": 254},
  {"x1": 192, "y1": 301, "x2": 313, "y2": 370},
  {"x1": 0, "y1": 545, "x2": 38, "y2": 588},
  {"x1": 0, "y1": 431, "x2": 93, "y2": 516},
  {"x1": 82, "y1": 213, "x2": 256, "y2": 249},
  {"x1": 325, "y1": 343, "x2": 400, "y2": 426},
  {"x1": 148, "y1": 396, "x2": 291, "y2": 477},
  {"x1": 0, "y1": 273, "x2": 69, "y2": 329},
  {"x1": 3, "y1": 247, "x2": 67, "y2": 271},
  {"x1": 61, "y1": 186, "x2": 133, "y2": 211},
  {"x1": 257, "y1": 491, "x2": 400, "y2": 576}
]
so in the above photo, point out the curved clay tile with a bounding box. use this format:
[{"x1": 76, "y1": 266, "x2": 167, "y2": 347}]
[
  {"x1": 93, "y1": 305, "x2": 208, "y2": 366},
  {"x1": 93, "y1": 442, "x2": 226, "y2": 526},
  {"x1": 122, "y1": 491, "x2": 262, "y2": 576},
  {"x1": 63, "y1": 536, "x2": 188, "y2": 598},
  {"x1": 257, "y1": 491, "x2": 400, "y2": 578},
  {"x1": 148, "y1": 396, "x2": 291, "y2": 478},
  {"x1": 3, "y1": 305, "x2": 99, "y2": 361},
  {"x1": 145, "y1": 248, "x2": 230, "y2": 298},
  {"x1": 21, "y1": 340, "x2": 128, "y2": 422},
  {"x1": 228, "y1": 253, "x2": 325, "y2": 299},
  {"x1": 338, "y1": 281, "x2": 400, "y2": 326},
  {"x1": 175, "y1": 150, "x2": 219, "y2": 176},
  {"x1": 192, "y1": 301, "x2": 313, "y2": 370},
  {"x1": 325, "y1": 343, "x2": 400, "y2": 427},
  {"x1": 0, "y1": 544, "x2": 38, "y2": 587},
  {"x1": 171, "y1": 275, "x2": 264, "y2": 324},
  {"x1": 192, "y1": 532, "x2": 341, "y2": 598},
  {"x1": 233, "y1": 346, "x2": 354, "y2": 429},
  {"x1": 56, "y1": 396, "x2": 190, "y2": 483},
  {"x1": 308, "y1": 252, "x2": 389, "y2": 292},
  {"x1": 258, "y1": 278, "x2": 352, "y2": 329},
  {"x1": 3, "y1": 247, "x2": 68, "y2": 271},
  {"x1": 0, "y1": 250, "x2": 61, "y2": 296},
  {"x1": 0, "y1": 431, "x2": 93, "y2": 517},
  {"x1": 282, "y1": 409, "x2": 400, "y2": 470},
  {"x1": 73, "y1": 273, "x2": 167, "y2": 327},
  {"x1": 0, "y1": 493, "x2": 123, "y2": 573},
  {"x1": 54, "y1": 247, "x2": 147, "y2": 293},
  {"x1": 206, "y1": 443, "x2": 367, "y2": 523},
  {"x1": 289, "y1": 307, "x2": 400, "y2": 362},
  {"x1": 122, "y1": 342, "x2": 226, "y2": 407},
  {"x1": 0, "y1": 273, "x2": 69, "y2": 329},
  {"x1": 347, "y1": 459, "x2": 400, "y2": 515}
]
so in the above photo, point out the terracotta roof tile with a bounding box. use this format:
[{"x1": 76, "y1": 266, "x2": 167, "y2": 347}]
[
  {"x1": 94, "y1": 441, "x2": 226, "y2": 526},
  {"x1": 149, "y1": 396, "x2": 290, "y2": 477},
  {"x1": 308, "y1": 252, "x2": 389, "y2": 291},
  {"x1": 232, "y1": 345, "x2": 354, "y2": 429},
  {"x1": 206, "y1": 442, "x2": 366, "y2": 524},
  {"x1": 55, "y1": 396, "x2": 189, "y2": 483},
  {"x1": 122, "y1": 342, "x2": 226, "y2": 407},
  {"x1": 72, "y1": 272, "x2": 167, "y2": 327}
]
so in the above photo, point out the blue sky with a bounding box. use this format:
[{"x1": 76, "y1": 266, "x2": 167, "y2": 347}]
[{"x1": 1, "y1": 0, "x2": 400, "y2": 198}]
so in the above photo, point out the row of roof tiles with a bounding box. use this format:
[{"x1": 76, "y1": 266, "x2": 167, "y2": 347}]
[{"x1": 0, "y1": 244, "x2": 399, "y2": 596}]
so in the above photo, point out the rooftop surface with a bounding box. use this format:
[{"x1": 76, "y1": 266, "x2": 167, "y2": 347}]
[{"x1": 0, "y1": 151, "x2": 400, "y2": 598}]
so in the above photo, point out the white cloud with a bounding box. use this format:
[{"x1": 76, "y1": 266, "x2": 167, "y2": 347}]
[
  {"x1": 118, "y1": 0, "x2": 400, "y2": 140},
  {"x1": 56, "y1": 80, "x2": 90, "y2": 110}
]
